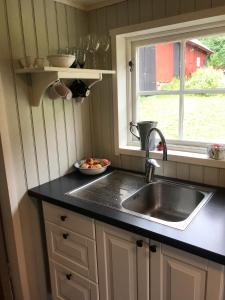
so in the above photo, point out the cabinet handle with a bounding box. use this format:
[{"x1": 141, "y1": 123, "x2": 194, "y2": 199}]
[
  {"x1": 136, "y1": 240, "x2": 143, "y2": 247},
  {"x1": 66, "y1": 273, "x2": 72, "y2": 280},
  {"x1": 63, "y1": 233, "x2": 69, "y2": 239},
  {"x1": 150, "y1": 245, "x2": 157, "y2": 252},
  {"x1": 60, "y1": 215, "x2": 67, "y2": 222}
]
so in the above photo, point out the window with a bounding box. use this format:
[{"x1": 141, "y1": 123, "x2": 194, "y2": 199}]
[{"x1": 130, "y1": 33, "x2": 225, "y2": 148}]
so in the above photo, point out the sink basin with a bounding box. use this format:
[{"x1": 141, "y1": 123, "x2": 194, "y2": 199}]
[
  {"x1": 122, "y1": 181, "x2": 213, "y2": 230},
  {"x1": 66, "y1": 170, "x2": 214, "y2": 230}
]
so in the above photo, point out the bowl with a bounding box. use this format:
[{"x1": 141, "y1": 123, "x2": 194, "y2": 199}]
[
  {"x1": 47, "y1": 54, "x2": 75, "y2": 68},
  {"x1": 74, "y1": 159, "x2": 111, "y2": 175}
]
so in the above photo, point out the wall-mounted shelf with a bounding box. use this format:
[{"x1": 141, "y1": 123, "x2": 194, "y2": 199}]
[{"x1": 15, "y1": 67, "x2": 115, "y2": 106}]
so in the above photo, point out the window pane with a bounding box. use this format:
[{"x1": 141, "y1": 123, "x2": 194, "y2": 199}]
[
  {"x1": 138, "y1": 95, "x2": 179, "y2": 139},
  {"x1": 183, "y1": 94, "x2": 225, "y2": 142},
  {"x1": 137, "y1": 42, "x2": 181, "y2": 91},
  {"x1": 184, "y1": 36, "x2": 225, "y2": 89}
]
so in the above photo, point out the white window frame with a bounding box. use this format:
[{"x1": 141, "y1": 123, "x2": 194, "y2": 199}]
[
  {"x1": 110, "y1": 7, "x2": 225, "y2": 162},
  {"x1": 129, "y1": 35, "x2": 225, "y2": 150}
]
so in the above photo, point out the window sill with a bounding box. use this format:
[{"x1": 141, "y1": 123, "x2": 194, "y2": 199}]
[{"x1": 118, "y1": 145, "x2": 225, "y2": 169}]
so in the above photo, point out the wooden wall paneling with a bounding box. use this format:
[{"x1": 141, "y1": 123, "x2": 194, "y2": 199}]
[
  {"x1": 128, "y1": 0, "x2": 140, "y2": 25},
  {"x1": 7, "y1": 2, "x2": 49, "y2": 298},
  {"x1": 116, "y1": 1, "x2": 129, "y2": 27},
  {"x1": 152, "y1": 0, "x2": 166, "y2": 20},
  {"x1": 9, "y1": 0, "x2": 39, "y2": 189},
  {"x1": 196, "y1": 0, "x2": 212, "y2": 10},
  {"x1": 0, "y1": 1, "x2": 30, "y2": 299},
  {"x1": 64, "y1": 6, "x2": 77, "y2": 168},
  {"x1": 43, "y1": 0, "x2": 60, "y2": 180},
  {"x1": 54, "y1": 2, "x2": 70, "y2": 174},
  {"x1": 180, "y1": 0, "x2": 196, "y2": 13},
  {"x1": 139, "y1": 0, "x2": 153, "y2": 23},
  {"x1": 32, "y1": 0, "x2": 50, "y2": 184},
  {"x1": 212, "y1": 0, "x2": 225, "y2": 6},
  {"x1": 74, "y1": 8, "x2": 92, "y2": 159},
  {"x1": 77, "y1": 9, "x2": 92, "y2": 159},
  {"x1": 166, "y1": 0, "x2": 180, "y2": 17}
]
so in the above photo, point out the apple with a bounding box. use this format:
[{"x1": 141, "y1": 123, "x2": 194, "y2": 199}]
[
  {"x1": 94, "y1": 164, "x2": 102, "y2": 169},
  {"x1": 80, "y1": 163, "x2": 89, "y2": 169},
  {"x1": 101, "y1": 159, "x2": 109, "y2": 166},
  {"x1": 86, "y1": 158, "x2": 94, "y2": 165}
]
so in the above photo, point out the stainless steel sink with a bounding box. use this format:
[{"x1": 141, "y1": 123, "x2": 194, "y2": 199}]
[
  {"x1": 66, "y1": 170, "x2": 214, "y2": 230},
  {"x1": 122, "y1": 181, "x2": 214, "y2": 230}
]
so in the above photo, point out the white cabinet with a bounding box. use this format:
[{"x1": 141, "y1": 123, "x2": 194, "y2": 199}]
[
  {"x1": 43, "y1": 202, "x2": 224, "y2": 300},
  {"x1": 42, "y1": 202, "x2": 99, "y2": 300},
  {"x1": 96, "y1": 221, "x2": 149, "y2": 300},
  {"x1": 49, "y1": 261, "x2": 99, "y2": 300},
  {"x1": 150, "y1": 241, "x2": 225, "y2": 300}
]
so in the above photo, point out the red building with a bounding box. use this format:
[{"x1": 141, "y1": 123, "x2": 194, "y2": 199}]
[
  {"x1": 139, "y1": 39, "x2": 213, "y2": 91},
  {"x1": 155, "y1": 39, "x2": 213, "y2": 82}
]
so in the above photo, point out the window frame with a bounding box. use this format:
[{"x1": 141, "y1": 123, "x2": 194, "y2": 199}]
[
  {"x1": 110, "y1": 8, "x2": 225, "y2": 160},
  {"x1": 128, "y1": 33, "x2": 225, "y2": 150}
]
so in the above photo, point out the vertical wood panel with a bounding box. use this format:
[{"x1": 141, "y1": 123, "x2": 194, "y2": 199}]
[
  {"x1": 152, "y1": 0, "x2": 166, "y2": 19},
  {"x1": 196, "y1": 0, "x2": 212, "y2": 10},
  {"x1": 166, "y1": 0, "x2": 180, "y2": 17},
  {"x1": 212, "y1": 0, "x2": 225, "y2": 6},
  {"x1": 128, "y1": 0, "x2": 140, "y2": 25},
  {"x1": 139, "y1": 0, "x2": 153, "y2": 23},
  {"x1": 116, "y1": 1, "x2": 129, "y2": 26},
  {"x1": 180, "y1": 0, "x2": 196, "y2": 13}
]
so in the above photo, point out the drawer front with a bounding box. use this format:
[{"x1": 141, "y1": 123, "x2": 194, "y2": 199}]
[
  {"x1": 45, "y1": 222, "x2": 98, "y2": 282},
  {"x1": 49, "y1": 261, "x2": 99, "y2": 300},
  {"x1": 43, "y1": 202, "x2": 95, "y2": 239}
]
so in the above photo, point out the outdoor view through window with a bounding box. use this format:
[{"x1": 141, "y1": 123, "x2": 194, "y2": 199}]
[{"x1": 135, "y1": 34, "x2": 225, "y2": 144}]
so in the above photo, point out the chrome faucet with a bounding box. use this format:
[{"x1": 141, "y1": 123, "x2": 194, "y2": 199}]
[{"x1": 145, "y1": 128, "x2": 167, "y2": 183}]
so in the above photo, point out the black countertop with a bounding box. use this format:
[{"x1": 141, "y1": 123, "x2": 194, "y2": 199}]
[{"x1": 28, "y1": 168, "x2": 225, "y2": 265}]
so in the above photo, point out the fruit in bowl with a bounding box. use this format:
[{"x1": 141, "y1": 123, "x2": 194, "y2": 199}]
[{"x1": 75, "y1": 158, "x2": 110, "y2": 175}]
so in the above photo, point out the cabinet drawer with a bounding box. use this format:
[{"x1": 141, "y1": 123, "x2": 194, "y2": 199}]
[
  {"x1": 45, "y1": 222, "x2": 98, "y2": 282},
  {"x1": 49, "y1": 261, "x2": 99, "y2": 300},
  {"x1": 43, "y1": 202, "x2": 95, "y2": 239}
]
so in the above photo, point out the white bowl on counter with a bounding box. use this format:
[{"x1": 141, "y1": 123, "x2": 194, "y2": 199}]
[
  {"x1": 74, "y1": 159, "x2": 111, "y2": 175},
  {"x1": 47, "y1": 54, "x2": 75, "y2": 68}
]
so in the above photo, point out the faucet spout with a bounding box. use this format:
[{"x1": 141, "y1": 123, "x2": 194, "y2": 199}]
[{"x1": 145, "y1": 128, "x2": 167, "y2": 183}]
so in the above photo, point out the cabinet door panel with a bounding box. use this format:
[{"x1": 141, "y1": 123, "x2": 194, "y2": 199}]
[
  {"x1": 45, "y1": 222, "x2": 98, "y2": 282},
  {"x1": 96, "y1": 222, "x2": 149, "y2": 300},
  {"x1": 163, "y1": 255, "x2": 206, "y2": 300},
  {"x1": 49, "y1": 261, "x2": 99, "y2": 300}
]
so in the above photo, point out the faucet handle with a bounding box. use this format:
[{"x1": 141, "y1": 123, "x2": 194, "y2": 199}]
[{"x1": 146, "y1": 158, "x2": 160, "y2": 168}]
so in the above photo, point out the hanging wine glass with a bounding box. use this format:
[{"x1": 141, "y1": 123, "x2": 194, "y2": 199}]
[
  {"x1": 77, "y1": 50, "x2": 86, "y2": 68},
  {"x1": 88, "y1": 34, "x2": 100, "y2": 69},
  {"x1": 99, "y1": 35, "x2": 110, "y2": 69}
]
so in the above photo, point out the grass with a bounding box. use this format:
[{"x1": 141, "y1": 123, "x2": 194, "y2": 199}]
[{"x1": 139, "y1": 95, "x2": 225, "y2": 143}]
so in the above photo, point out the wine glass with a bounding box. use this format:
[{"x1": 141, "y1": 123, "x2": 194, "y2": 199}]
[
  {"x1": 99, "y1": 35, "x2": 110, "y2": 68},
  {"x1": 77, "y1": 50, "x2": 86, "y2": 68},
  {"x1": 88, "y1": 34, "x2": 100, "y2": 68}
]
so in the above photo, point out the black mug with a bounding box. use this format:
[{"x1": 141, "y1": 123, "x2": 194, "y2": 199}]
[{"x1": 130, "y1": 121, "x2": 158, "y2": 150}]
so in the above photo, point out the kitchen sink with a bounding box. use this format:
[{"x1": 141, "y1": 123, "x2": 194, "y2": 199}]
[
  {"x1": 122, "y1": 181, "x2": 214, "y2": 230},
  {"x1": 66, "y1": 170, "x2": 214, "y2": 230}
]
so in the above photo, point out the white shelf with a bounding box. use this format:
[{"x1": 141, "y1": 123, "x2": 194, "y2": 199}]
[{"x1": 15, "y1": 67, "x2": 115, "y2": 106}]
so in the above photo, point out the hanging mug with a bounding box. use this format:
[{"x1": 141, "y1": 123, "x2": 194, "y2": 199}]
[{"x1": 130, "y1": 121, "x2": 158, "y2": 150}]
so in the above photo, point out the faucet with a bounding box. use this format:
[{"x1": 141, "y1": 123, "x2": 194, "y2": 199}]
[{"x1": 145, "y1": 128, "x2": 167, "y2": 183}]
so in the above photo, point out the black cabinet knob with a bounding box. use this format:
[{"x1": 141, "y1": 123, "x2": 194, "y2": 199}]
[
  {"x1": 150, "y1": 245, "x2": 157, "y2": 252},
  {"x1": 60, "y1": 215, "x2": 67, "y2": 221},
  {"x1": 136, "y1": 240, "x2": 143, "y2": 247},
  {"x1": 66, "y1": 273, "x2": 72, "y2": 280},
  {"x1": 63, "y1": 233, "x2": 69, "y2": 239}
]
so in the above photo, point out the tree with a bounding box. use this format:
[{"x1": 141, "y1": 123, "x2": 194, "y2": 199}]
[{"x1": 200, "y1": 36, "x2": 225, "y2": 69}]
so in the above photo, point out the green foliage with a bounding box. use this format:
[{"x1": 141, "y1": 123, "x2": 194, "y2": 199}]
[
  {"x1": 185, "y1": 67, "x2": 223, "y2": 89},
  {"x1": 200, "y1": 36, "x2": 225, "y2": 68},
  {"x1": 161, "y1": 68, "x2": 223, "y2": 91}
]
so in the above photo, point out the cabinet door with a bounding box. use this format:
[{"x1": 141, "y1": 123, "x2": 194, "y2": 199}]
[
  {"x1": 49, "y1": 261, "x2": 99, "y2": 300},
  {"x1": 150, "y1": 241, "x2": 224, "y2": 300},
  {"x1": 96, "y1": 222, "x2": 149, "y2": 300},
  {"x1": 45, "y1": 222, "x2": 98, "y2": 282}
]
